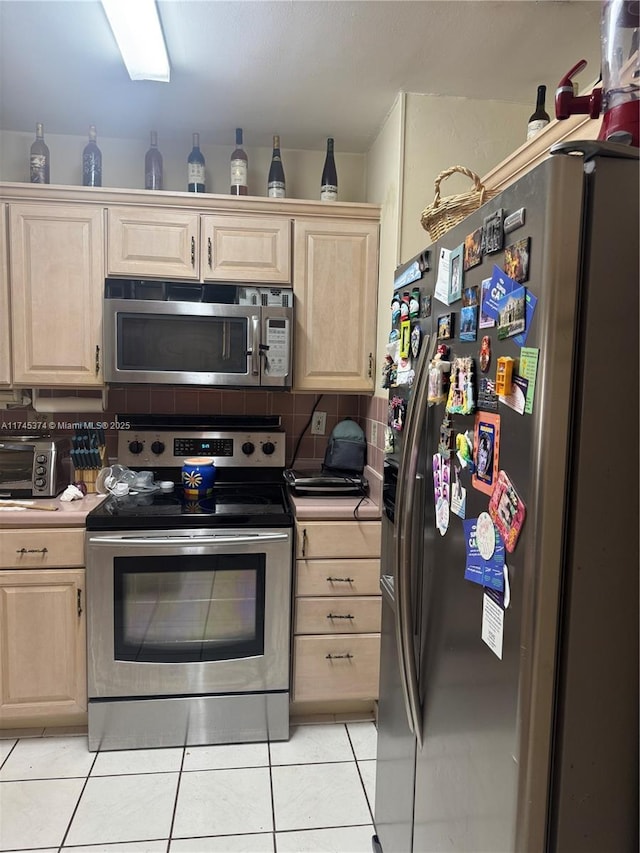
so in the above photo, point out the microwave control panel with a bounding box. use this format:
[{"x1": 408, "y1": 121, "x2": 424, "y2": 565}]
[{"x1": 264, "y1": 318, "x2": 290, "y2": 378}]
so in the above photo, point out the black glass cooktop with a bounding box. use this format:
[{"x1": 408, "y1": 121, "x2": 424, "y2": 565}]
[{"x1": 86, "y1": 483, "x2": 293, "y2": 530}]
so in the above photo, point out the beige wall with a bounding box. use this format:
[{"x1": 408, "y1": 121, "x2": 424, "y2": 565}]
[
  {"x1": 365, "y1": 91, "x2": 532, "y2": 408},
  {"x1": 400, "y1": 93, "x2": 530, "y2": 260},
  {"x1": 0, "y1": 130, "x2": 367, "y2": 203}
]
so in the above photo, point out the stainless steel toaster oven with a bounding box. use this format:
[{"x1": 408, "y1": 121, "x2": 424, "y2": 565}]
[{"x1": 0, "y1": 435, "x2": 71, "y2": 498}]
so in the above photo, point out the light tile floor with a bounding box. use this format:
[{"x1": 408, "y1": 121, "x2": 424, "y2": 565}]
[{"x1": 0, "y1": 722, "x2": 377, "y2": 853}]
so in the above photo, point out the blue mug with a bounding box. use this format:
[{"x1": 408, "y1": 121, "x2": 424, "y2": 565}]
[{"x1": 182, "y1": 457, "x2": 216, "y2": 498}]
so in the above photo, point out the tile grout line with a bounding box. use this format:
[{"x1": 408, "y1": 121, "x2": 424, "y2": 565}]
[
  {"x1": 56, "y1": 741, "x2": 99, "y2": 851},
  {"x1": 267, "y1": 738, "x2": 277, "y2": 852},
  {"x1": 165, "y1": 745, "x2": 187, "y2": 851}
]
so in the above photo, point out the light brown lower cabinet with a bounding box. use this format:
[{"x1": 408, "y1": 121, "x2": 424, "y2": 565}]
[
  {"x1": 292, "y1": 520, "x2": 381, "y2": 703},
  {"x1": 0, "y1": 529, "x2": 87, "y2": 729}
]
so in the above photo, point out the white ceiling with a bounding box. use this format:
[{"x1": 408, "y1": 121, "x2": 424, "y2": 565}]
[{"x1": 0, "y1": 0, "x2": 602, "y2": 152}]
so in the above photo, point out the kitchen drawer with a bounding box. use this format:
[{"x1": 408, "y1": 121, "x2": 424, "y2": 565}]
[
  {"x1": 295, "y1": 521, "x2": 381, "y2": 560},
  {"x1": 293, "y1": 634, "x2": 380, "y2": 702},
  {"x1": 0, "y1": 528, "x2": 85, "y2": 569},
  {"x1": 295, "y1": 559, "x2": 380, "y2": 596},
  {"x1": 295, "y1": 596, "x2": 381, "y2": 634}
]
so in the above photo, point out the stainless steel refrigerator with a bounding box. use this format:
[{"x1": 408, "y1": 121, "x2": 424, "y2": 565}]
[{"x1": 373, "y1": 145, "x2": 639, "y2": 853}]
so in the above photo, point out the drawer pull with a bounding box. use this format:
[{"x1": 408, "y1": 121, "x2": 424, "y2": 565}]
[
  {"x1": 325, "y1": 652, "x2": 354, "y2": 660},
  {"x1": 302, "y1": 528, "x2": 308, "y2": 557},
  {"x1": 191, "y1": 236, "x2": 196, "y2": 267},
  {"x1": 77, "y1": 588, "x2": 83, "y2": 617},
  {"x1": 16, "y1": 547, "x2": 48, "y2": 555},
  {"x1": 326, "y1": 576, "x2": 355, "y2": 584},
  {"x1": 208, "y1": 236, "x2": 213, "y2": 268},
  {"x1": 327, "y1": 613, "x2": 354, "y2": 620}
]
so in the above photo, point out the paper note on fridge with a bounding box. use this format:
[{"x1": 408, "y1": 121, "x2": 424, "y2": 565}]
[
  {"x1": 434, "y1": 248, "x2": 451, "y2": 305},
  {"x1": 482, "y1": 589, "x2": 504, "y2": 660}
]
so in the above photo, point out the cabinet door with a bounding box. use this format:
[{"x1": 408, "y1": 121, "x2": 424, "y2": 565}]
[
  {"x1": 9, "y1": 203, "x2": 104, "y2": 386},
  {"x1": 0, "y1": 205, "x2": 10, "y2": 386},
  {"x1": 107, "y1": 207, "x2": 200, "y2": 279},
  {"x1": 201, "y1": 215, "x2": 291, "y2": 283},
  {"x1": 293, "y1": 218, "x2": 379, "y2": 392},
  {"x1": 0, "y1": 569, "x2": 87, "y2": 727}
]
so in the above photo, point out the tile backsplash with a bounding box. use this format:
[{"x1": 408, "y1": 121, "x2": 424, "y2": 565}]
[{"x1": 1, "y1": 388, "x2": 390, "y2": 475}]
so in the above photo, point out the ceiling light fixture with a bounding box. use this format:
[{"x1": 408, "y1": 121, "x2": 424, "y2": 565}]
[{"x1": 101, "y1": 0, "x2": 170, "y2": 82}]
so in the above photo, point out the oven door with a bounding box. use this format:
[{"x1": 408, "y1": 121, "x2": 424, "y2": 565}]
[
  {"x1": 86, "y1": 528, "x2": 292, "y2": 698},
  {"x1": 103, "y1": 298, "x2": 263, "y2": 386}
]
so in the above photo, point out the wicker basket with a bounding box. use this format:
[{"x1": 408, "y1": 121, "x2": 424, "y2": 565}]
[{"x1": 420, "y1": 165, "x2": 496, "y2": 242}]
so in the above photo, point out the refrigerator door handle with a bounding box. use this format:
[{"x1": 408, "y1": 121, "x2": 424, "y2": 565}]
[{"x1": 394, "y1": 332, "x2": 434, "y2": 746}]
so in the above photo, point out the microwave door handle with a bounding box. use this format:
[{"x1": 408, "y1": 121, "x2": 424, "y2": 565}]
[
  {"x1": 222, "y1": 320, "x2": 231, "y2": 361},
  {"x1": 250, "y1": 314, "x2": 260, "y2": 376}
]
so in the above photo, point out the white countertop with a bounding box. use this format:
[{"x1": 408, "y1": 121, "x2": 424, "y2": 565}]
[
  {"x1": 0, "y1": 493, "x2": 107, "y2": 528},
  {"x1": 287, "y1": 465, "x2": 382, "y2": 521}
]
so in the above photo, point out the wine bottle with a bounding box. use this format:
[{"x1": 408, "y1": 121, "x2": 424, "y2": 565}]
[
  {"x1": 267, "y1": 135, "x2": 286, "y2": 198},
  {"x1": 526, "y1": 85, "x2": 551, "y2": 140},
  {"x1": 187, "y1": 132, "x2": 206, "y2": 193},
  {"x1": 145, "y1": 130, "x2": 163, "y2": 190},
  {"x1": 320, "y1": 137, "x2": 337, "y2": 201},
  {"x1": 30, "y1": 122, "x2": 50, "y2": 184},
  {"x1": 230, "y1": 128, "x2": 248, "y2": 196},
  {"x1": 82, "y1": 125, "x2": 102, "y2": 187}
]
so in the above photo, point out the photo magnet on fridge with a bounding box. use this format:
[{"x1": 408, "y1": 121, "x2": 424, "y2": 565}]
[
  {"x1": 488, "y1": 470, "x2": 526, "y2": 553},
  {"x1": 504, "y1": 236, "x2": 530, "y2": 283},
  {"x1": 472, "y1": 412, "x2": 500, "y2": 495},
  {"x1": 479, "y1": 278, "x2": 496, "y2": 329},
  {"x1": 447, "y1": 244, "x2": 464, "y2": 304},
  {"x1": 464, "y1": 227, "x2": 483, "y2": 270},
  {"x1": 496, "y1": 286, "x2": 527, "y2": 340},
  {"x1": 482, "y1": 208, "x2": 504, "y2": 254}
]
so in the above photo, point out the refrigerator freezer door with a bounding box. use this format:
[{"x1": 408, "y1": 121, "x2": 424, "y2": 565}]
[{"x1": 411, "y1": 155, "x2": 586, "y2": 853}]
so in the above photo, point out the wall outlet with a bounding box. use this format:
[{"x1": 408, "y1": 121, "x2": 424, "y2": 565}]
[
  {"x1": 311, "y1": 411, "x2": 327, "y2": 435},
  {"x1": 371, "y1": 421, "x2": 378, "y2": 447}
]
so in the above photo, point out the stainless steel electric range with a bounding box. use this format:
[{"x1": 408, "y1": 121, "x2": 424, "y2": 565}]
[{"x1": 85, "y1": 415, "x2": 293, "y2": 752}]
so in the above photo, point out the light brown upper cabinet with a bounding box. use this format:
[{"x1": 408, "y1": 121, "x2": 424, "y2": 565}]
[
  {"x1": 0, "y1": 205, "x2": 11, "y2": 386},
  {"x1": 107, "y1": 207, "x2": 201, "y2": 280},
  {"x1": 293, "y1": 218, "x2": 379, "y2": 393},
  {"x1": 9, "y1": 203, "x2": 104, "y2": 387},
  {"x1": 107, "y1": 208, "x2": 292, "y2": 284},
  {"x1": 201, "y1": 215, "x2": 291, "y2": 283}
]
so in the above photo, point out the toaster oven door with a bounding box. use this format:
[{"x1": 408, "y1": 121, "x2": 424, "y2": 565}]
[{"x1": 0, "y1": 442, "x2": 35, "y2": 497}]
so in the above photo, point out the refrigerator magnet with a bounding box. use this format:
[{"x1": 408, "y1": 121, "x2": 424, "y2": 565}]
[
  {"x1": 446, "y1": 356, "x2": 476, "y2": 416},
  {"x1": 410, "y1": 324, "x2": 422, "y2": 358},
  {"x1": 481, "y1": 589, "x2": 504, "y2": 660},
  {"x1": 504, "y1": 207, "x2": 526, "y2": 234},
  {"x1": 488, "y1": 470, "x2": 526, "y2": 553},
  {"x1": 432, "y1": 453, "x2": 451, "y2": 536},
  {"x1": 482, "y1": 208, "x2": 504, "y2": 255},
  {"x1": 504, "y1": 236, "x2": 531, "y2": 283},
  {"x1": 476, "y1": 511, "x2": 496, "y2": 560},
  {"x1": 463, "y1": 227, "x2": 483, "y2": 270},
  {"x1": 472, "y1": 412, "x2": 501, "y2": 495},
  {"x1": 451, "y1": 466, "x2": 466, "y2": 518},
  {"x1": 479, "y1": 279, "x2": 496, "y2": 329},
  {"x1": 400, "y1": 319, "x2": 411, "y2": 358},
  {"x1": 460, "y1": 288, "x2": 479, "y2": 343},
  {"x1": 447, "y1": 244, "x2": 464, "y2": 303},
  {"x1": 479, "y1": 335, "x2": 491, "y2": 372},
  {"x1": 437, "y1": 313, "x2": 454, "y2": 340},
  {"x1": 496, "y1": 286, "x2": 527, "y2": 340}
]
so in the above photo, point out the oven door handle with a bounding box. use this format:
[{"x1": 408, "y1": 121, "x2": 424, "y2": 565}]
[{"x1": 88, "y1": 532, "x2": 291, "y2": 546}]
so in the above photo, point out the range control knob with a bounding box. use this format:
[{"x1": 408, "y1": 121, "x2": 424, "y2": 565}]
[
  {"x1": 151, "y1": 441, "x2": 165, "y2": 455},
  {"x1": 34, "y1": 478, "x2": 46, "y2": 488},
  {"x1": 35, "y1": 466, "x2": 46, "y2": 476},
  {"x1": 262, "y1": 441, "x2": 276, "y2": 456},
  {"x1": 242, "y1": 441, "x2": 255, "y2": 456},
  {"x1": 128, "y1": 440, "x2": 144, "y2": 455}
]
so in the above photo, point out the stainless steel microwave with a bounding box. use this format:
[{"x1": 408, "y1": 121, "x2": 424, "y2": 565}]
[{"x1": 103, "y1": 280, "x2": 292, "y2": 388}]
